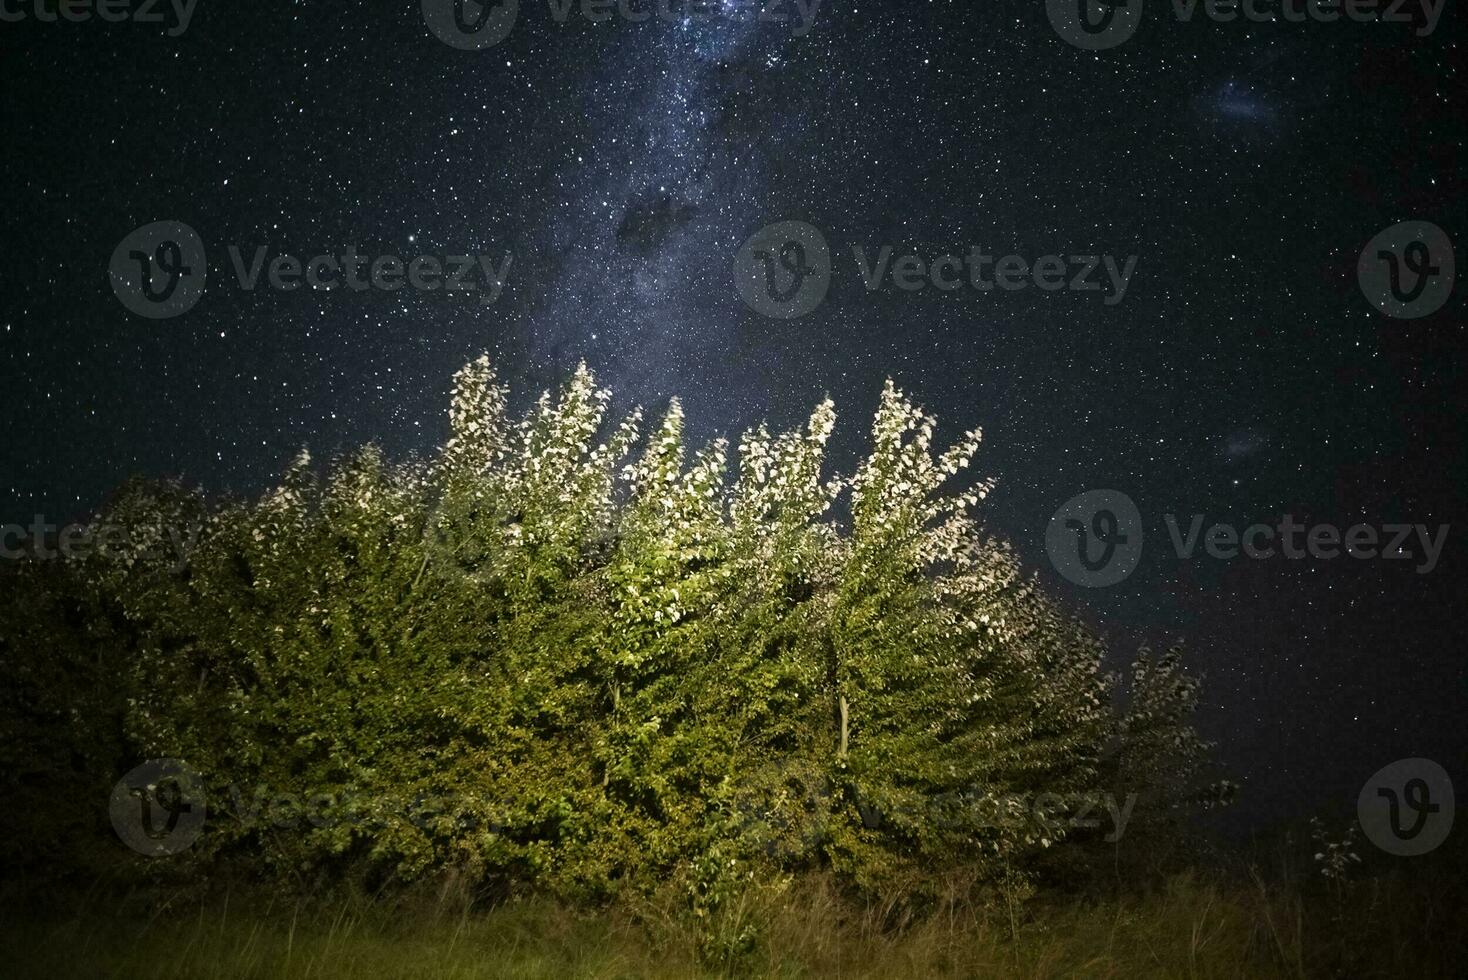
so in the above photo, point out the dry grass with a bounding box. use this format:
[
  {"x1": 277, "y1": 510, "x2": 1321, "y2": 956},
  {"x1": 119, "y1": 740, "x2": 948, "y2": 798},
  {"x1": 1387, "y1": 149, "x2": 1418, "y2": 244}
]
[{"x1": 3, "y1": 866, "x2": 1463, "y2": 979}]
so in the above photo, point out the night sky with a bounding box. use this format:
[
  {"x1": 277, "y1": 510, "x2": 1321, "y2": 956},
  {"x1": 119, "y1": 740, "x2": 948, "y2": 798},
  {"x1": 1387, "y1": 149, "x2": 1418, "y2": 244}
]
[{"x1": 3, "y1": 1, "x2": 1464, "y2": 837}]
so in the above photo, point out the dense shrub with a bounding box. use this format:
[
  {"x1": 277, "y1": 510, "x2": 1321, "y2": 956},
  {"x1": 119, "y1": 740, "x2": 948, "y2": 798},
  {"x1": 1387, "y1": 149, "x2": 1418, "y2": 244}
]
[{"x1": 0, "y1": 358, "x2": 1222, "y2": 907}]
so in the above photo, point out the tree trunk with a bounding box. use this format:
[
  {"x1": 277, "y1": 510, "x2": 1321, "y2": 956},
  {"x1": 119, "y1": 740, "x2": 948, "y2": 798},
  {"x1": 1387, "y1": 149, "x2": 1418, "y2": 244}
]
[{"x1": 838, "y1": 694, "x2": 849, "y2": 761}]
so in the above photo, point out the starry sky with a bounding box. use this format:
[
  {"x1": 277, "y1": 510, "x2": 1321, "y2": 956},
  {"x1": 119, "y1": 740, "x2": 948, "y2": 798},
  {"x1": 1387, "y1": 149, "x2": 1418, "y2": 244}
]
[{"x1": 2, "y1": 1, "x2": 1464, "y2": 835}]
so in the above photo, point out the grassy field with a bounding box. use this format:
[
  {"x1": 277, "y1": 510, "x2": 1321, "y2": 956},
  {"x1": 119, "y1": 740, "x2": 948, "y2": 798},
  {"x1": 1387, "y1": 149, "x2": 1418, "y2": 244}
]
[{"x1": 4, "y1": 866, "x2": 1464, "y2": 979}]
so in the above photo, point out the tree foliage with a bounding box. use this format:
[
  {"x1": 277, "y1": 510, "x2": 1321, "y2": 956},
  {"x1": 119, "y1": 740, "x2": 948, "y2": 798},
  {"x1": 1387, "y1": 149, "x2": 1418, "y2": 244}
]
[{"x1": 0, "y1": 358, "x2": 1222, "y2": 907}]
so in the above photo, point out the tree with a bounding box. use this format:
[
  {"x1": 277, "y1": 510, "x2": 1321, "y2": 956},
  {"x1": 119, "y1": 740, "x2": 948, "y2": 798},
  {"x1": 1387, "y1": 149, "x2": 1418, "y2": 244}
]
[{"x1": 0, "y1": 357, "x2": 1220, "y2": 908}]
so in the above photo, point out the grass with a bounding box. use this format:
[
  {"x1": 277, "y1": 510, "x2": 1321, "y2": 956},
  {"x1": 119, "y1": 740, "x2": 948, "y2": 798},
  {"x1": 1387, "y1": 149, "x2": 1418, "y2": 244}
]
[{"x1": 3, "y1": 863, "x2": 1464, "y2": 979}]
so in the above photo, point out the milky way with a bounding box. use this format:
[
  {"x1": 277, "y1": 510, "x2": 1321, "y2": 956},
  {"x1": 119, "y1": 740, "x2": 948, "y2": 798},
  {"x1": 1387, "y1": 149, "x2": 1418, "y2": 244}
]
[{"x1": 511, "y1": 9, "x2": 784, "y2": 401}]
